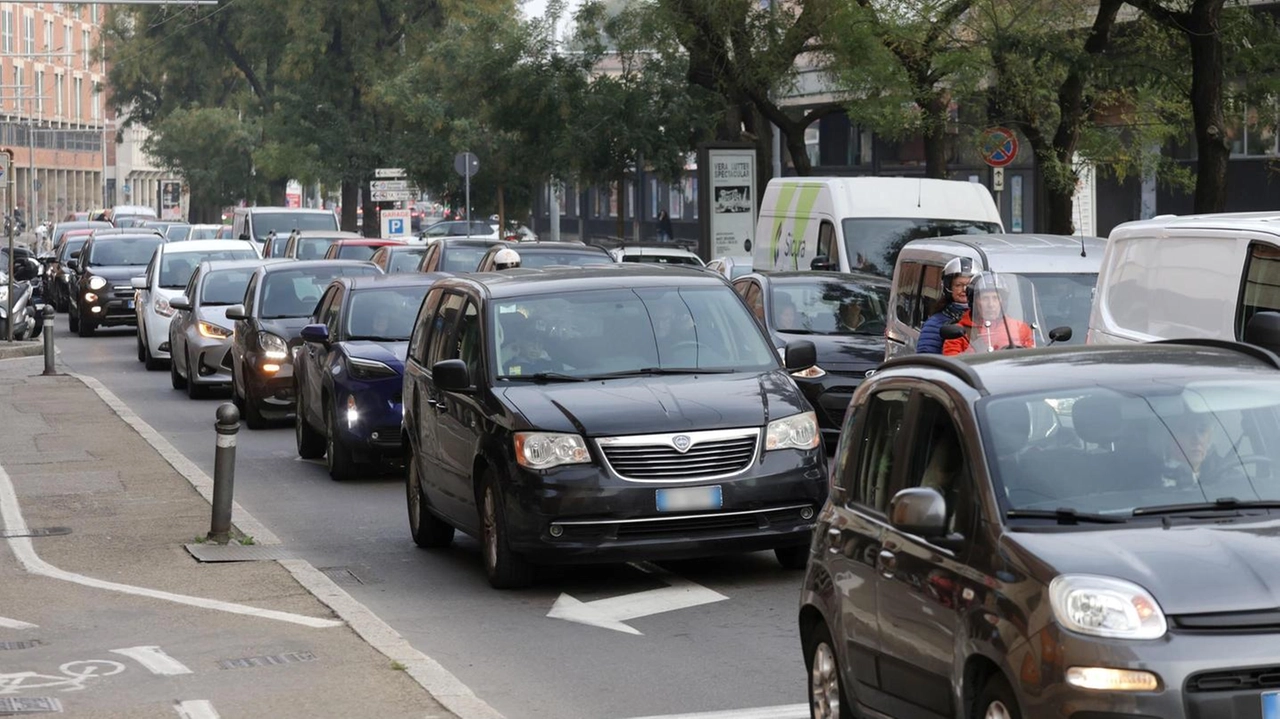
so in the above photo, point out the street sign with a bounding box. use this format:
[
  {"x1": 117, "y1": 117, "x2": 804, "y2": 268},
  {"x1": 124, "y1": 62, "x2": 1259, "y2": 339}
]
[
  {"x1": 370, "y1": 189, "x2": 414, "y2": 202},
  {"x1": 453, "y1": 152, "x2": 479, "y2": 179},
  {"x1": 381, "y1": 209, "x2": 411, "y2": 238},
  {"x1": 369, "y1": 180, "x2": 408, "y2": 192},
  {"x1": 980, "y1": 127, "x2": 1019, "y2": 168},
  {"x1": 993, "y1": 167, "x2": 1006, "y2": 192},
  {"x1": 374, "y1": 168, "x2": 406, "y2": 179}
]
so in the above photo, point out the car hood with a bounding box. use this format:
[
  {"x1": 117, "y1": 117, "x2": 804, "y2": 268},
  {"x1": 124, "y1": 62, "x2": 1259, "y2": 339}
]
[
  {"x1": 773, "y1": 331, "x2": 885, "y2": 374},
  {"x1": 84, "y1": 265, "x2": 146, "y2": 283},
  {"x1": 497, "y1": 370, "x2": 807, "y2": 436},
  {"x1": 342, "y1": 340, "x2": 408, "y2": 369},
  {"x1": 196, "y1": 306, "x2": 235, "y2": 330},
  {"x1": 1004, "y1": 518, "x2": 1280, "y2": 615},
  {"x1": 259, "y1": 317, "x2": 312, "y2": 344}
]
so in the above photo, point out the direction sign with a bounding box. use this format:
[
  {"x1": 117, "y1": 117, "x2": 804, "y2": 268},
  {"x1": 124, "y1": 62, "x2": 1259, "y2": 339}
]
[
  {"x1": 370, "y1": 189, "x2": 414, "y2": 202},
  {"x1": 370, "y1": 180, "x2": 408, "y2": 192},
  {"x1": 374, "y1": 168, "x2": 406, "y2": 179},
  {"x1": 546, "y1": 562, "x2": 727, "y2": 635},
  {"x1": 454, "y1": 152, "x2": 479, "y2": 179},
  {"x1": 980, "y1": 127, "x2": 1019, "y2": 168},
  {"x1": 381, "y1": 209, "x2": 411, "y2": 238}
]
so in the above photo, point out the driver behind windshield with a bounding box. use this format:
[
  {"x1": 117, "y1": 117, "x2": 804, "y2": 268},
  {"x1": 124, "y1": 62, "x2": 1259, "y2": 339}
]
[
  {"x1": 500, "y1": 312, "x2": 558, "y2": 375},
  {"x1": 1157, "y1": 412, "x2": 1219, "y2": 487},
  {"x1": 943, "y1": 276, "x2": 1034, "y2": 355}
]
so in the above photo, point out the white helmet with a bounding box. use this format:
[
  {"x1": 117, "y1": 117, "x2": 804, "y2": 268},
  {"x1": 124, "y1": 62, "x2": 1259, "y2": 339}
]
[
  {"x1": 942, "y1": 256, "x2": 975, "y2": 291},
  {"x1": 493, "y1": 247, "x2": 521, "y2": 270}
]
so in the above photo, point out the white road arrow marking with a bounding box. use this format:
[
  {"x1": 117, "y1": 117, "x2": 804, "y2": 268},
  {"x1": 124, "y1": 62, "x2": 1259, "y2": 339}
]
[
  {"x1": 0, "y1": 616, "x2": 37, "y2": 630},
  {"x1": 547, "y1": 563, "x2": 727, "y2": 635},
  {"x1": 111, "y1": 646, "x2": 193, "y2": 676},
  {"x1": 175, "y1": 700, "x2": 221, "y2": 719}
]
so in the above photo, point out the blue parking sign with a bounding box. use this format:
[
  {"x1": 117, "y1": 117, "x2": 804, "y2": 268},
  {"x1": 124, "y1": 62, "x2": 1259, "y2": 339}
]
[{"x1": 389, "y1": 219, "x2": 404, "y2": 234}]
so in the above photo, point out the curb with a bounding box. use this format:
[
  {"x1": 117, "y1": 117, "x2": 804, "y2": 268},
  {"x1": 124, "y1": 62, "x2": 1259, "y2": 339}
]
[
  {"x1": 0, "y1": 341, "x2": 42, "y2": 361},
  {"x1": 58, "y1": 365, "x2": 503, "y2": 719}
]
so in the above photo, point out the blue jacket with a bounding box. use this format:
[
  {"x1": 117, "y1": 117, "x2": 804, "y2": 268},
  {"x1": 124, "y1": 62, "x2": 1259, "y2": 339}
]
[{"x1": 917, "y1": 303, "x2": 968, "y2": 355}]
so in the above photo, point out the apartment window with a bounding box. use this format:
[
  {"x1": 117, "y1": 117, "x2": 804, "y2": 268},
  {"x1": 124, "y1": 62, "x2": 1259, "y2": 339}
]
[
  {"x1": 44, "y1": 19, "x2": 52, "y2": 51},
  {"x1": 74, "y1": 77, "x2": 82, "y2": 119},
  {"x1": 91, "y1": 5, "x2": 98, "y2": 24},
  {"x1": 23, "y1": 14, "x2": 34, "y2": 55},
  {"x1": 3, "y1": 10, "x2": 14, "y2": 54},
  {"x1": 55, "y1": 74, "x2": 63, "y2": 116},
  {"x1": 1226, "y1": 98, "x2": 1279, "y2": 157},
  {"x1": 64, "y1": 25, "x2": 72, "y2": 57},
  {"x1": 14, "y1": 66, "x2": 24, "y2": 113},
  {"x1": 91, "y1": 85, "x2": 99, "y2": 121},
  {"x1": 82, "y1": 30, "x2": 90, "y2": 67},
  {"x1": 35, "y1": 69, "x2": 44, "y2": 114}
]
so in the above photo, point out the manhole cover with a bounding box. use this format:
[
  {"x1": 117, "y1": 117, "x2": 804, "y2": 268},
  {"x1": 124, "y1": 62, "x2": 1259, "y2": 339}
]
[
  {"x1": 0, "y1": 528, "x2": 71, "y2": 539},
  {"x1": 0, "y1": 640, "x2": 42, "y2": 650},
  {"x1": 319, "y1": 567, "x2": 364, "y2": 586},
  {"x1": 218, "y1": 651, "x2": 316, "y2": 670},
  {"x1": 0, "y1": 697, "x2": 62, "y2": 714}
]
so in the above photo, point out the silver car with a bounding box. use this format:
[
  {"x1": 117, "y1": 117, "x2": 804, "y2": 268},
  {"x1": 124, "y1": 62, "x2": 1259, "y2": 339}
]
[{"x1": 168, "y1": 259, "x2": 285, "y2": 399}]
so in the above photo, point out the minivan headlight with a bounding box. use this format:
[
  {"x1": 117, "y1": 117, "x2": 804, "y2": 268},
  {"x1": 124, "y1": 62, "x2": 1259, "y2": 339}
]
[
  {"x1": 515, "y1": 432, "x2": 590, "y2": 470},
  {"x1": 1049, "y1": 575, "x2": 1167, "y2": 640},
  {"x1": 765, "y1": 411, "x2": 820, "y2": 451}
]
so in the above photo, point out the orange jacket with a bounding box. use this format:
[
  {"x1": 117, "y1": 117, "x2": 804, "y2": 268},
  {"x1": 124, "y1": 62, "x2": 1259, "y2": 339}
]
[{"x1": 942, "y1": 311, "x2": 1035, "y2": 355}]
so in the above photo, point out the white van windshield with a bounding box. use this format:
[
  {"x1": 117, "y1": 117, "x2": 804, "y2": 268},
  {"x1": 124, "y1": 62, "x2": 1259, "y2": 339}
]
[{"x1": 842, "y1": 218, "x2": 1000, "y2": 277}]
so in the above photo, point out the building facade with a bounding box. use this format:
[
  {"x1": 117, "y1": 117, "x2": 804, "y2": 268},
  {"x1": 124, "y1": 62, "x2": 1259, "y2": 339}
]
[
  {"x1": 108, "y1": 119, "x2": 168, "y2": 215},
  {"x1": 0, "y1": 2, "x2": 108, "y2": 221}
]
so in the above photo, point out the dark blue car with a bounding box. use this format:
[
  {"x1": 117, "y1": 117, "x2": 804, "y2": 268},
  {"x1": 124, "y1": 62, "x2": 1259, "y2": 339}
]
[{"x1": 293, "y1": 273, "x2": 451, "y2": 480}]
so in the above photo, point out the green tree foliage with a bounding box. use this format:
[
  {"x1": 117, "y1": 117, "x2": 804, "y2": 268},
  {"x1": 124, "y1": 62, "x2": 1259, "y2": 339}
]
[{"x1": 144, "y1": 108, "x2": 258, "y2": 223}]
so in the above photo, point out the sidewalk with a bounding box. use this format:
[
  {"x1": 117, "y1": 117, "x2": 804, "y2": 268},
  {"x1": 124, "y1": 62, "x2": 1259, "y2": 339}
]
[{"x1": 0, "y1": 355, "x2": 461, "y2": 719}]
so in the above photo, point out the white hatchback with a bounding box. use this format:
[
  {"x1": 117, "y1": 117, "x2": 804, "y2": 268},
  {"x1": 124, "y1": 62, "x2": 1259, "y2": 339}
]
[{"x1": 133, "y1": 239, "x2": 259, "y2": 369}]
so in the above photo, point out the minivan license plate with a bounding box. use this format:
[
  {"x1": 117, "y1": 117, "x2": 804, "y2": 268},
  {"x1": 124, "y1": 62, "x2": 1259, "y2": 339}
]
[
  {"x1": 1263, "y1": 690, "x2": 1280, "y2": 719},
  {"x1": 656, "y1": 486, "x2": 722, "y2": 512}
]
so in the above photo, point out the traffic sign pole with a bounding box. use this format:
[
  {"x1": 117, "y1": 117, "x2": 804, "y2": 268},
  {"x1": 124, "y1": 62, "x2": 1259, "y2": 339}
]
[
  {"x1": 453, "y1": 152, "x2": 479, "y2": 238},
  {"x1": 2, "y1": 149, "x2": 13, "y2": 343}
]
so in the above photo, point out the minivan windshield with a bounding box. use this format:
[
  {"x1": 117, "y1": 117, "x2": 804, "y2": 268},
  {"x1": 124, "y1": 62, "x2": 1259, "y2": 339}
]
[
  {"x1": 983, "y1": 380, "x2": 1280, "y2": 520},
  {"x1": 842, "y1": 218, "x2": 1000, "y2": 277},
  {"x1": 493, "y1": 286, "x2": 778, "y2": 379},
  {"x1": 252, "y1": 212, "x2": 338, "y2": 241},
  {"x1": 161, "y1": 249, "x2": 258, "y2": 288},
  {"x1": 770, "y1": 279, "x2": 889, "y2": 336},
  {"x1": 346, "y1": 287, "x2": 430, "y2": 341},
  {"x1": 259, "y1": 266, "x2": 381, "y2": 319}
]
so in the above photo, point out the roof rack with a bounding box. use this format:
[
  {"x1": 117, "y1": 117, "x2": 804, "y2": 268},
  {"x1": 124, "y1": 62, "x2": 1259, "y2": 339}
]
[
  {"x1": 874, "y1": 354, "x2": 988, "y2": 394},
  {"x1": 1150, "y1": 338, "x2": 1280, "y2": 370}
]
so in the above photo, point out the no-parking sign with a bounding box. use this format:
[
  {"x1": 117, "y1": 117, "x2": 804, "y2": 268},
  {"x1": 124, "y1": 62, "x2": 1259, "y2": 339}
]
[{"x1": 980, "y1": 127, "x2": 1019, "y2": 168}]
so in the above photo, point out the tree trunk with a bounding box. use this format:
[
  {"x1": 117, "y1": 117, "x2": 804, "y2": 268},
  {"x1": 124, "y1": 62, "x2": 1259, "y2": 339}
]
[
  {"x1": 1042, "y1": 160, "x2": 1078, "y2": 235},
  {"x1": 921, "y1": 93, "x2": 950, "y2": 180},
  {"x1": 1188, "y1": 5, "x2": 1229, "y2": 213},
  {"x1": 497, "y1": 184, "x2": 505, "y2": 238},
  {"x1": 340, "y1": 179, "x2": 359, "y2": 233},
  {"x1": 782, "y1": 120, "x2": 813, "y2": 176},
  {"x1": 267, "y1": 177, "x2": 288, "y2": 206}
]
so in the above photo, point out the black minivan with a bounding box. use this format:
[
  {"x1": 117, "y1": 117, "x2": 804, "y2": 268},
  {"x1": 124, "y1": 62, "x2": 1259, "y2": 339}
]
[{"x1": 402, "y1": 265, "x2": 828, "y2": 588}]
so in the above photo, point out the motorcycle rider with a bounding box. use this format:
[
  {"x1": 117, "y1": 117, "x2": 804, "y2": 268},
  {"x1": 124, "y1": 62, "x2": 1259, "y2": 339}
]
[
  {"x1": 492, "y1": 247, "x2": 521, "y2": 271},
  {"x1": 943, "y1": 273, "x2": 1034, "y2": 355},
  {"x1": 917, "y1": 257, "x2": 974, "y2": 354}
]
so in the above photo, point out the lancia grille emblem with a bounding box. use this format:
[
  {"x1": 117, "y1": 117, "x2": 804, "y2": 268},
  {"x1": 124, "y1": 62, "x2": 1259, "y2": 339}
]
[{"x1": 672, "y1": 435, "x2": 693, "y2": 453}]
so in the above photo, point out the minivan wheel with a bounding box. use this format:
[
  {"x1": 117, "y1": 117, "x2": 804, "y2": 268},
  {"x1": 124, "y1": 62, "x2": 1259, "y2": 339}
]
[
  {"x1": 805, "y1": 623, "x2": 852, "y2": 719},
  {"x1": 479, "y1": 471, "x2": 534, "y2": 589},
  {"x1": 775, "y1": 545, "x2": 809, "y2": 570},
  {"x1": 407, "y1": 454, "x2": 455, "y2": 548},
  {"x1": 975, "y1": 674, "x2": 1021, "y2": 719}
]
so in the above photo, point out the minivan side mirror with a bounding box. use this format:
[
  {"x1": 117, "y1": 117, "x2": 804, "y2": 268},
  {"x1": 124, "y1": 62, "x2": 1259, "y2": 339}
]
[
  {"x1": 784, "y1": 340, "x2": 817, "y2": 371},
  {"x1": 940, "y1": 324, "x2": 965, "y2": 341},
  {"x1": 810, "y1": 256, "x2": 835, "y2": 272},
  {"x1": 433, "y1": 359, "x2": 471, "y2": 391},
  {"x1": 225, "y1": 304, "x2": 248, "y2": 321},
  {"x1": 1245, "y1": 312, "x2": 1280, "y2": 355},
  {"x1": 1047, "y1": 326, "x2": 1073, "y2": 345},
  {"x1": 169, "y1": 296, "x2": 191, "y2": 311},
  {"x1": 300, "y1": 324, "x2": 330, "y2": 345},
  {"x1": 889, "y1": 487, "x2": 948, "y2": 538},
  {"x1": 130, "y1": 276, "x2": 147, "y2": 290}
]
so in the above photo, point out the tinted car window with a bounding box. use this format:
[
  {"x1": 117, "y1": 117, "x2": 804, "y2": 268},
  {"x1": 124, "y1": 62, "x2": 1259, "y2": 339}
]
[
  {"x1": 770, "y1": 279, "x2": 889, "y2": 335},
  {"x1": 259, "y1": 266, "x2": 379, "y2": 319},
  {"x1": 297, "y1": 237, "x2": 338, "y2": 260},
  {"x1": 87, "y1": 237, "x2": 165, "y2": 266},
  {"x1": 852, "y1": 390, "x2": 910, "y2": 512},
  {"x1": 512, "y1": 251, "x2": 613, "y2": 269},
  {"x1": 252, "y1": 212, "x2": 338, "y2": 241},
  {"x1": 161, "y1": 249, "x2": 257, "y2": 288},
  {"x1": 427, "y1": 293, "x2": 466, "y2": 364},
  {"x1": 346, "y1": 287, "x2": 430, "y2": 341},
  {"x1": 336, "y1": 245, "x2": 380, "y2": 261},
  {"x1": 201, "y1": 269, "x2": 255, "y2": 305},
  {"x1": 166, "y1": 225, "x2": 190, "y2": 241},
  {"x1": 61, "y1": 237, "x2": 88, "y2": 259},
  {"x1": 842, "y1": 219, "x2": 1000, "y2": 277},
  {"x1": 389, "y1": 249, "x2": 427, "y2": 273},
  {"x1": 442, "y1": 247, "x2": 489, "y2": 273}
]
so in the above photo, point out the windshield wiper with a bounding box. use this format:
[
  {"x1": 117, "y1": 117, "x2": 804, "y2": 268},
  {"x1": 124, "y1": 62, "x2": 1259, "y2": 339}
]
[
  {"x1": 589, "y1": 367, "x2": 736, "y2": 378},
  {"x1": 348, "y1": 336, "x2": 406, "y2": 342},
  {"x1": 1132, "y1": 498, "x2": 1280, "y2": 517},
  {"x1": 777, "y1": 328, "x2": 816, "y2": 335},
  {"x1": 1006, "y1": 508, "x2": 1128, "y2": 525},
  {"x1": 510, "y1": 371, "x2": 589, "y2": 383}
]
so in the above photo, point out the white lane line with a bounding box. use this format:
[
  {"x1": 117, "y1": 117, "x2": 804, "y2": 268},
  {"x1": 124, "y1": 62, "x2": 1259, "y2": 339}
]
[
  {"x1": 174, "y1": 700, "x2": 220, "y2": 719},
  {"x1": 69, "y1": 372, "x2": 280, "y2": 546},
  {"x1": 0, "y1": 461, "x2": 340, "y2": 629},
  {"x1": 0, "y1": 615, "x2": 38, "y2": 629},
  {"x1": 618, "y1": 704, "x2": 808, "y2": 719},
  {"x1": 110, "y1": 645, "x2": 193, "y2": 676}
]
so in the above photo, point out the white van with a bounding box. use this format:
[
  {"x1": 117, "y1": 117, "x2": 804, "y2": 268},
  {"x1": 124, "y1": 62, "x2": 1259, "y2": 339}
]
[
  {"x1": 752, "y1": 177, "x2": 1003, "y2": 277},
  {"x1": 886, "y1": 234, "x2": 1105, "y2": 359},
  {"x1": 1088, "y1": 212, "x2": 1280, "y2": 350}
]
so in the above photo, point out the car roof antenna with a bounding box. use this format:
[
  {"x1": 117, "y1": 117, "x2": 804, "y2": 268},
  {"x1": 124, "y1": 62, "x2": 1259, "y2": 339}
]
[
  {"x1": 1078, "y1": 231, "x2": 1087, "y2": 258},
  {"x1": 917, "y1": 178, "x2": 923, "y2": 208}
]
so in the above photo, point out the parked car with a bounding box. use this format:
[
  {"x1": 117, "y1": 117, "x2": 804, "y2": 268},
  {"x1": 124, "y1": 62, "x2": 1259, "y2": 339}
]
[
  {"x1": 132, "y1": 239, "x2": 259, "y2": 370},
  {"x1": 733, "y1": 271, "x2": 890, "y2": 454},
  {"x1": 608, "y1": 244, "x2": 705, "y2": 266},
  {"x1": 800, "y1": 340, "x2": 1280, "y2": 719},
  {"x1": 284, "y1": 230, "x2": 362, "y2": 260},
  {"x1": 417, "y1": 238, "x2": 508, "y2": 273},
  {"x1": 67, "y1": 232, "x2": 168, "y2": 336},
  {"x1": 420, "y1": 220, "x2": 498, "y2": 240},
  {"x1": 402, "y1": 265, "x2": 826, "y2": 587},
  {"x1": 294, "y1": 273, "x2": 451, "y2": 480},
  {"x1": 226, "y1": 260, "x2": 383, "y2": 428},
  {"x1": 231, "y1": 206, "x2": 339, "y2": 247},
  {"x1": 474, "y1": 241, "x2": 614, "y2": 271},
  {"x1": 45, "y1": 230, "x2": 94, "y2": 312},
  {"x1": 887, "y1": 234, "x2": 1104, "y2": 359},
  {"x1": 168, "y1": 259, "x2": 285, "y2": 398},
  {"x1": 370, "y1": 245, "x2": 430, "y2": 274},
  {"x1": 323, "y1": 238, "x2": 406, "y2": 262}
]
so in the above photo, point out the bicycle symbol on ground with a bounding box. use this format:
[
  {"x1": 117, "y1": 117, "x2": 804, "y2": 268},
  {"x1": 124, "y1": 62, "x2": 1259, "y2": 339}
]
[{"x1": 0, "y1": 660, "x2": 126, "y2": 694}]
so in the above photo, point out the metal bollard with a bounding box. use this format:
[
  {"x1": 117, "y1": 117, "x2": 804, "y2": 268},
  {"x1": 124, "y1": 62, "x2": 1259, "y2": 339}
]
[
  {"x1": 41, "y1": 305, "x2": 55, "y2": 376},
  {"x1": 207, "y1": 403, "x2": 240, "y2": 544}
]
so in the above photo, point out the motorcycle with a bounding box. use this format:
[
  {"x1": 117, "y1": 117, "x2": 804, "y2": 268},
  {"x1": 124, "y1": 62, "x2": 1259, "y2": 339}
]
[{"x1": 0, "y1": 256, "x2": 45, "y2": 340}]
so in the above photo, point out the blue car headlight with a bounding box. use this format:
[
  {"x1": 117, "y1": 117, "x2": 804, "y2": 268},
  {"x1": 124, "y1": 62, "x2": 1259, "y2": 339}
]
[{"x1": 347, "y1": 357, "x2": 398, "y2": 381}]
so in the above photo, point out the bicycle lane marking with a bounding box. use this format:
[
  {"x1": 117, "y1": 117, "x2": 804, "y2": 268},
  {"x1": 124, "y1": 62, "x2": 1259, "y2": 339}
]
[
  {"x1": 0, "y1": 659, "x2": 126, "y2": 695},
  {"x1": 0, "y1": 616, "x2": 37, "y2": 630},
  {"x1": 110, "y1": 646, "x2": 193, "y2": 676}
]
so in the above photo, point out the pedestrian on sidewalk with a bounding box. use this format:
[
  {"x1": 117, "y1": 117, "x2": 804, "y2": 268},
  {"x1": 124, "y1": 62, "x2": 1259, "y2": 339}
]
[{"x1": 657, "y1": 209, "x2": 674, "y2": 243}]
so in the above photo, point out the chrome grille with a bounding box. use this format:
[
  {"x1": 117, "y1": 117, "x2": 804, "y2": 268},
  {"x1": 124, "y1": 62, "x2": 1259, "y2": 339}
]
[{"x1": 597, "y1": 428, "x2": 758, "y2": 482}]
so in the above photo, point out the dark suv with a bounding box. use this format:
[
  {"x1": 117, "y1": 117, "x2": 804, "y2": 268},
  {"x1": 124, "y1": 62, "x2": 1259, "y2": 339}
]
[
  {"x1": 402, "y1": 265, "x2": 827, "y2": 588},
  {"x1": 800, "y1": 342, "x2": 1280, "y2": 719},
  {"x1": 68, "y1": 232, "x2": 167, "y2": 336}
]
